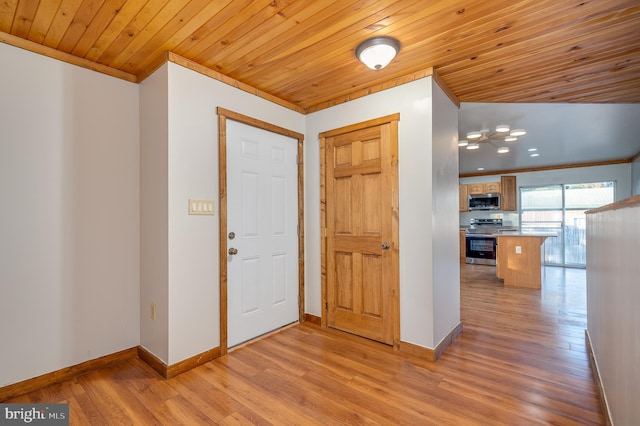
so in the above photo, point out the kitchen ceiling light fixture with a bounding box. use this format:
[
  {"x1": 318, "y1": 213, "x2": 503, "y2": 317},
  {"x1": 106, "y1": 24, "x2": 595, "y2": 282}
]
[
  {"x1": 355, "y1": 36, "x2": 400, "y2": 70},
  {"x1": 461, "y1": 124, "x2": 526, "y2": 153}
]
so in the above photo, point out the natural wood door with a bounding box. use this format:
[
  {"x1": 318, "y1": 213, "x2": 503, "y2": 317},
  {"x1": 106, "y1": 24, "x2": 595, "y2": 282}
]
[{"x1": 325, "y1": 120, "x2": 398, "y2": 345}]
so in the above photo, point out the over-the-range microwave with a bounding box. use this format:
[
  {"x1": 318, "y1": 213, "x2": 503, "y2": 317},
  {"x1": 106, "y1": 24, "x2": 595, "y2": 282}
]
[{"x1": 468, "y1": 193, "x2": 501, "y2": 210}]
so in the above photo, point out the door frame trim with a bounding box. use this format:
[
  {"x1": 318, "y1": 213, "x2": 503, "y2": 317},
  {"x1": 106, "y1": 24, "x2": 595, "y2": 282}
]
[
  {"x1": 319, "y1": 113, "x2": 401, "y2": 347},
  {"x1": 217, "y1": 107, "x2": 305, "y2": 355}
]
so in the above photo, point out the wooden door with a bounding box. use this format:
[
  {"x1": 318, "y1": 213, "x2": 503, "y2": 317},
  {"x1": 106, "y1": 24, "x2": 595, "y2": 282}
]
[
  {"x1": 324, "y1": 118, "x2": 398, "y2": 345},
  {"x1": 226, "y1": 120, "x2": 299, "y2": 348}
]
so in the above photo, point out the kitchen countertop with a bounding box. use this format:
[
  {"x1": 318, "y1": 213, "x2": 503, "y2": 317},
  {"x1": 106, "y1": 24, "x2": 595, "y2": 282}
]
[{"x1": 496, "y1": 232, "x2": 557, "y2": 237}]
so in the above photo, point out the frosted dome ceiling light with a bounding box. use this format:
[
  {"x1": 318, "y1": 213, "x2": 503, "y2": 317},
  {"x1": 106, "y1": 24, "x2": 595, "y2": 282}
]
[{"x1": 356, "y1": 37, "x2": 400, "y2": 70}]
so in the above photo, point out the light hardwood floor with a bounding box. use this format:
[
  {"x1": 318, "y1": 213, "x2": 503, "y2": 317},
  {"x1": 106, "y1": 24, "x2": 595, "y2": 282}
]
[{"x1": 6, "y1": 264, "x2": 603, "y2": 425}]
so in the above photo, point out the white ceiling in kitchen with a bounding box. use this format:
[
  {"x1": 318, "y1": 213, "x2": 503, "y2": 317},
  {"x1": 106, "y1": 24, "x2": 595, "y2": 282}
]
[{"x1": 458, "y1": 103, "x2": 640, "y2": 176}]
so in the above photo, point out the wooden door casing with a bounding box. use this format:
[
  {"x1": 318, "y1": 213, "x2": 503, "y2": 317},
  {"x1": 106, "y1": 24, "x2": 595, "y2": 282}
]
[{"x1": 321, "y1": 114, "x2": 399, "y2": 346}]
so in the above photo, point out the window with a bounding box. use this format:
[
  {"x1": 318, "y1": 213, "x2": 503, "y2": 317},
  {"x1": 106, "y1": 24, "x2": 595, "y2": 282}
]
[{"x1": 520, "y1": 182, "x2": 615, "y2": 267}]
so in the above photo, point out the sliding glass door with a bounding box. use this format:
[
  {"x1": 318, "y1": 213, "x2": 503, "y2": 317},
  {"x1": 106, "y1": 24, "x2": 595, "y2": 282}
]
[{"x1": 520, "y1": 182, "x2": 614, "y2": 267}]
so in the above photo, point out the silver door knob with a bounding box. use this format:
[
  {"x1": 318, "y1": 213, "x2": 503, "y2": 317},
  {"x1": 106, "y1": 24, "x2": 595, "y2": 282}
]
[
  {"x1": 228, "y1": 247, "x2": 238, "y2": 255},
  {"x1": 381, "y1": 242, "x2": 390, "y2": 250}
]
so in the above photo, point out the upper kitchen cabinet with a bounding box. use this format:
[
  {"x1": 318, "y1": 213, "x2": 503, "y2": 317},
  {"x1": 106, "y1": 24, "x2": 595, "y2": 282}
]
[
  {"x1": 484, "y1": 182, "x2": 501, "y2": 194},
  {"x1": 468, "y1": 182, "x2": 501, "y2": 194},
  {"x1": 501, "y1": 176, "x2": 517, "y2": 211},
  {"x1": 459, "y1": 185, "x2": 469, "y2": 212}
]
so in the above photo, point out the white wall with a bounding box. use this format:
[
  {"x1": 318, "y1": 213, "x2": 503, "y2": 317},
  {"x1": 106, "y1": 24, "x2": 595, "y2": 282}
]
[
  {"x1": 431, "y1": 83, "x2": 461, "y2": 344},
  {"x1": 139, "y1": 64, "x2": 170, "y2": 362},
  {"x1": 586, "y1": 198, "x2": 640, "y2": 425},
  {"x1": 632, "y1": 155, "x2": 640, "y2": 195},
  {"x1": 139, "y1": 62, "x2": 305, "y2": 364},
  {"x1": 305, "y1": 77, "x2": 460, "y2": 348},
  {"x1": 0, "y1": 43, "x2": 140, "y2": 386},
  {"x1": 460, "y1": 163, "x2": 633, "y2": 226}
]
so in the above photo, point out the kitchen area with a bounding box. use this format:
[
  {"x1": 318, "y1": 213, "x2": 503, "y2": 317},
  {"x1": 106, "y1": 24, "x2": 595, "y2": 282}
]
[{"x1": 459, "y1": 175, "x2": 552, "y2": 289}]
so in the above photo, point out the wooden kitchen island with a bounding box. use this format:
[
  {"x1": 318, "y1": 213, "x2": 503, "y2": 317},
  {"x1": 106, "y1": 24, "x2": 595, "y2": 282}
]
[{"x1": 496, "y1": 234, "x2": 551, "y2": 289}]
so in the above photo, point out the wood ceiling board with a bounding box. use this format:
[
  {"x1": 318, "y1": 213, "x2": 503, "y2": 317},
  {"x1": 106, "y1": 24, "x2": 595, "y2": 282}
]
[
  {"x1": 70, "y1": 0, "x2": 127, "y2": 57},
  {"x1": 195, "y1": 0, "x2": 300, "y2": 70},
  {"x1": 94, "y1": 0, "x2": 170, "y2": 65},
  {"x1": 0, "y1": 0, "x2": 19, "y2": 33},
  {"x1": 195, "y1": 0, "x2": 338, "y2": 74},
  {"x1": 10, "y1": 0, "x2": 39, "y2": 39},
  {"x1": 119, "y1": 0, "x2": 226, "y2": 73},
  {"x1": 1, "y1": 0, "x2": 639, "y2": 108},
  {"x1": 27, "y1": 0, "x2": 61, "y2": 44},
  {"x1": 83, "y1": 0, "x2": 149, "y2": 61},
  {"x1": 41, "y1": 0, "x2": 84, "y2": 49},
  {"x1": 56, "y1": 0, "x2": 108, "y2": 54}
]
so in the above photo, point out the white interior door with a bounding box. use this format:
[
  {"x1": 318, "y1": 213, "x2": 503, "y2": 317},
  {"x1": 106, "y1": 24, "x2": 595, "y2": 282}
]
[{"x1": 226, "y1": 120, "x2": 299, "y2": 348}]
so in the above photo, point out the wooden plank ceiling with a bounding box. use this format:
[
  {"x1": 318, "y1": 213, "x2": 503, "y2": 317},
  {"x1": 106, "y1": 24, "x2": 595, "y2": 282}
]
[{"x1": 1, "y1": 0, "x2": 639, "y2": 113}]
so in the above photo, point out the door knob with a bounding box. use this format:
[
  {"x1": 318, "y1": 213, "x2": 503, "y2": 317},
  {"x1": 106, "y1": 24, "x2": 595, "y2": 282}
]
[
  {"x1": 381, "y1": 242, "x2": 390, "y2": 250},
  {"x1": 228, "y1": 247, "x2": 238, "y2": 255}
]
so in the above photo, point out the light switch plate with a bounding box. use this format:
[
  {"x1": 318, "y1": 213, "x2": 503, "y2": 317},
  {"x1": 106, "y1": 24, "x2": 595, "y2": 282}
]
[{"x1": 189, "y1": 199, "x2": 215, "y2": 215}]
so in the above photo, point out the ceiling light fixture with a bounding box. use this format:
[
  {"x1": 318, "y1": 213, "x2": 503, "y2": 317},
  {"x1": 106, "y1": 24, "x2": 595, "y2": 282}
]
[
  {"x1": 355, "y1": 36, "x2": 400, "y2": 70},
  {"x1": 460, "y1": 124, "x2": 526, "y2": 154},
  {"x1": 458, "y1": 140, "x2": 469, "y2": 147}
]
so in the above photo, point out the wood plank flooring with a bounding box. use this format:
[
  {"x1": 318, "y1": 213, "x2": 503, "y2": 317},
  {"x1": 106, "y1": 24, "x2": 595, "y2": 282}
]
[{"x1": 6, "y1": 264, "x2": 603, "y2": 424}]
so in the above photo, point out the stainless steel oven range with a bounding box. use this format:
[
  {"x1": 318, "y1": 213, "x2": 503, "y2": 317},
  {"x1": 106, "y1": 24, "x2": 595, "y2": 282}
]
[{"x1": 465, "y1": 218, "x2": 503, "y2": 265}]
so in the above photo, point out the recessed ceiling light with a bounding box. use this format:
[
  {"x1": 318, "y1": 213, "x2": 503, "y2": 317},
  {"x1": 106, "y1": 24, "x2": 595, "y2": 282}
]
[
  {"x1": 497, "y1": 147, "x2": 510, "y2": 154},
  {"x1": 530, "y1": 153, "x2": 540, "y2": 157},
  {"x1": 528, "y1": 148, "x2": 538, "y2": 152},
  {"x1": 477, "y1": 167, "x2": 485, "y2": 171}
]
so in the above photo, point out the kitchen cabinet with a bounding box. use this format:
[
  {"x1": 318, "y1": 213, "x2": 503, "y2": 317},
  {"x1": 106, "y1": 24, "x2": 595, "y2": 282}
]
[
  {"x1": 459, "y1": 185, "x2": 469, "y2": 212},
  {"x1": 484, "y1": 182, "x2": 501, "y2": 194},
  {"x1": 501, "y1": 176, "x2": 517, "y2": 211},
  {"x1": 459, "y1": 230, "x2": 466, "y2": 262},
  {"x1": 467, "y1": 183, "x2": 484, "y2": 194},
  {"x1": 467, "y1": 182, "x2": 500, "y2": 195}
]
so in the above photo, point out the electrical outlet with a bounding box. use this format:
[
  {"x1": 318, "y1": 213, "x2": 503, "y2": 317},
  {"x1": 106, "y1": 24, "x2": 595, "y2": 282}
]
[
  {"x1": 515, "y1": 246, "x2": 522, "y2": 254},
  {"x1": 150, "y1": 304, "x2": 156, "y2": 320}
]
